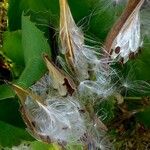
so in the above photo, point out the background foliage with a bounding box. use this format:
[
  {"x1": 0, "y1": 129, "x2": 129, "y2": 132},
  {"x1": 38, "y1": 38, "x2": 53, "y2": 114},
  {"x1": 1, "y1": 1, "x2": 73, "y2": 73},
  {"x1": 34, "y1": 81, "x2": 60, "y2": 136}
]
[{"x1": 0, "y1": 0, "x2": 150, "y2": 149}]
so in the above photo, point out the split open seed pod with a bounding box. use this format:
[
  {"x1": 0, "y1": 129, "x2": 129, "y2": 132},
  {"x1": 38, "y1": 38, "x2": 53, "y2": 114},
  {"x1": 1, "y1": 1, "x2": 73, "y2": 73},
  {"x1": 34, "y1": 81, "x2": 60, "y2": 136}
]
[{"x1": 105, "y1": 0, "x2": 144, "y2": 63}]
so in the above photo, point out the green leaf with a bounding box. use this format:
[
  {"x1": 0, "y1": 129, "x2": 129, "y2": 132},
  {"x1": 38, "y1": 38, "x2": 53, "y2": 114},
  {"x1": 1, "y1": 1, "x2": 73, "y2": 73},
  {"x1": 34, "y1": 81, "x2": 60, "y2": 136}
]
[
  {"x1": 8, "y1": 0, "x2": 95, "y2": 31},
  {"x1": 3, "y1": 30, "x2": 24, "y2": 65},
  {"x1": 30, "y1": 141, "x2": 55, "y2": 150},
  {"x1": 8, "y1": 0, "x2": 122, "y2": 37},
  {"x1": 11, "y1": 142, "x2": 84, "y2": 150},
  {"x1": 0, "y1": 98, "x2": 25, "y2": 128},
  {"x1": 0, "y1": 121, "x2": 33, "y2": 148},
  {"x1": 136, "y1": 107, "x2": 150, "y2": 128},
  {"x1": 66, "y1": 144, "x2": 83, "y2": 150},
  {"x1": 8, "y1": 0, "x2": 59, "y2": 31},
  {"x1": 7, "y1": 141, "x2": 62, "y2": 150},
  {"x1": 8, "y1": 0, "x2": 25, "y2": 31},
  {"x1": 133, "y1": 42, "x2": 150, "y2": 80},
  {"x1": 0, "y1": 84, "x2": 15, "y2": 101},
  {"x1": 67, "y1": 0, "x2": 96, "y2": 23},
  {"x1": 18, "y1": 15, "x2": 51, "y2": 88}
]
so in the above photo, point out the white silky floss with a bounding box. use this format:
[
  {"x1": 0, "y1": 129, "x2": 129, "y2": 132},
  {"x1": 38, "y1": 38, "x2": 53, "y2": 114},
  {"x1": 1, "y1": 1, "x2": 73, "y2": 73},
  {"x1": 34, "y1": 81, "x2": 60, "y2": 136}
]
[
  {"x1": 110, "y1": 0, "x2": 144, "y2": 63},
  {"x1": 24, "y1": 74, "x2": 86, "y2": 144},
  {"x1": 25, "y1": 95, "x2": 86, "y2": 144},
  {"x1": 111, "y1": 12, "x2": 142, "y2": 63}
]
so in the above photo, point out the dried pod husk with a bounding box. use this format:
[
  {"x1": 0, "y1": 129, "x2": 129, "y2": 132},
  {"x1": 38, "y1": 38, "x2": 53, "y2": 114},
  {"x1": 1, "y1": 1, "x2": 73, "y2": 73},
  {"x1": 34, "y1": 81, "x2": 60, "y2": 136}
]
[{"x1": 43, "y1": 54, "x2": 76, "y2": 96}]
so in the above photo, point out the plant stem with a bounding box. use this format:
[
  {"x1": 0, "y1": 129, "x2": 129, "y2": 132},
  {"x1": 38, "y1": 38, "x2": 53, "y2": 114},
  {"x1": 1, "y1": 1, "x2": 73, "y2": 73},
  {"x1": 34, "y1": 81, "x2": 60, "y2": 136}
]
[{"x1": 124, "y1": 96, "x2": 142, "y2": 100}]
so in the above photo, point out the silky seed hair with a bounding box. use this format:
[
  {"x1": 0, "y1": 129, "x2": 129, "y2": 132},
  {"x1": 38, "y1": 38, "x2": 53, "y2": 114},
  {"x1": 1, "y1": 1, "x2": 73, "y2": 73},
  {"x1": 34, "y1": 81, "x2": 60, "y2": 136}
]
[
  {"x1": 59, "y1": 0, "x2": 91, "y2": 81},
  {"x1": 26, "y1": 74, "x2": 108, "y2": 147},
  {"x1": 119, "y1": 66, "x2": 150, "y2": 96},
  {"x1": 24, "y1": 93, "x2": 87, "y2": 145},
  {"x1": 58, "y1": 0, "x2": 120, "y2": 101},
  {"x1": 30, "y1": 74, "x2": 51, "y2": 99},
  {"x1": 59, "y1": 0, "x2": 117, "y2": 82},
  {"x1": 78, "y1": 51, "x2": 119, "y2": 101},
  {"x1": 28, "y1": 67, "x2": 113, "y2": 147},
  {"x1": 84, "y1": 123, "x2": 113, "y2": 150}
]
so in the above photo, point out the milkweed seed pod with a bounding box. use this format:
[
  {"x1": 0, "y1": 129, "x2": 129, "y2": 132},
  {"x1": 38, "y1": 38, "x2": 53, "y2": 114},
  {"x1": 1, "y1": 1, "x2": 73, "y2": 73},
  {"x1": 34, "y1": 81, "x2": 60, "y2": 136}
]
[
  {"x1": 11, "y1": 82, "x2": 88, "y2": 146},
  {"x1": 11, "y1": 51, "x2": 112, "y2": 148},
  {"x1": 105, "y1": 0, "x2": 145, "y2": 63},
  {"x1": 12, "y1": 77, "x2": 111, "y2": 149},
  {"x1": 59, "y1": 0, "x2": 94, "y2": 81}
]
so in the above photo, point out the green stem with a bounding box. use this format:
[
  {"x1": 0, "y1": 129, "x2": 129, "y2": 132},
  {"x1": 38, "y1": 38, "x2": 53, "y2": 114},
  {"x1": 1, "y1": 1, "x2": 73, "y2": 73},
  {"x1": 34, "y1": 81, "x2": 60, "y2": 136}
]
[{"x1": 124, "y1": 97, "x2": 142, "y2": 100}]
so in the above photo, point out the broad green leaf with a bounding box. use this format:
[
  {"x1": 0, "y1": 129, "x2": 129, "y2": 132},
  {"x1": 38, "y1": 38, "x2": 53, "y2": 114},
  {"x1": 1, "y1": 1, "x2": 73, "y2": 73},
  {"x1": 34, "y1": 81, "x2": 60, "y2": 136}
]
[
  {"x1": 22, "y1": 15, "x2": 50, "y2": 64},
  {"x1": 136, "y1": 107, "x2": 150, "y2": 128},
  {"x1": 30, "y1": 141, "x2": 60, "y2": 150},
  {"x1": 67, "y1": 0, "x2": 97, "y2": 23},
  {"x1": 8, "y1": 0, "x2": 56, "y2": 30},
  {"x1": 66, "y1": 144, "x2": 83, "y2": 150},
  {"x1": 8, "y1": 0, "x2": 25, "y2": 31},
  {"x1": 0, "y1": 98, "x2": 25, "y2": 127},
  {"x1": 6, "y1": 141, "x2": 62, "y2": 150},
  {"x1": 18, "y1": 15, "x2": 51, "y2": 88},
  {"x1": 0, "y1": 85, "x2": 15, "y2": 101},
  {"x1": 8, "y1": 0, "x2": 123, "y2": 41},
  {"x1": 3, "y1": 31, "x2": 24, "y2": 65},
  {"x1": 0, "y1": 121, "x2": 33, "y2": 148},
  {"x1": 125, "y1": 40, "x2": 150, "y2": 82},
  {"x1": 133, "y1": 42, "x2": 150, "y2": 80},
  {"x1": 8, "y1": 0, "x2": 96, "y2": 30},
  {"x1": 8, "y1": 0, "x2": 59, "y2": 31}
]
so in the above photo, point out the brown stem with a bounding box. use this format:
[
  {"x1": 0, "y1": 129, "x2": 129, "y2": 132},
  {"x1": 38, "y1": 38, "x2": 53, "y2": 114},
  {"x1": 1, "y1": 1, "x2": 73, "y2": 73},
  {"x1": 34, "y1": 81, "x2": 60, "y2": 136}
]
[{"x1": 104, "y1": 0, "x2": 144, "y2": 53}]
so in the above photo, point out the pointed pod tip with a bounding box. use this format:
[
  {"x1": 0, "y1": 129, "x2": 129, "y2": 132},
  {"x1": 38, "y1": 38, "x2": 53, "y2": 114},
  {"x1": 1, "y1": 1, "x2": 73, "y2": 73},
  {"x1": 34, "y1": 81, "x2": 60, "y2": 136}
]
[
  {"x1": 9, "y1": 83, "x2": 28, "y2": 95},
  {"x1": 42, "y1": 53, "x2": 52, "y2": 65},
  {"x1": 4, "y1": 81, "x2": 26, "y2": 94},
  {"x1": 42, "y1": 53, "x2": 49, "y2": 60},
  {"x1": 5, "y1": 83, "x2": 29, "y2": 104},
  {"x1": 9, "y1": 83, "x2": 45, "y2": 105}
]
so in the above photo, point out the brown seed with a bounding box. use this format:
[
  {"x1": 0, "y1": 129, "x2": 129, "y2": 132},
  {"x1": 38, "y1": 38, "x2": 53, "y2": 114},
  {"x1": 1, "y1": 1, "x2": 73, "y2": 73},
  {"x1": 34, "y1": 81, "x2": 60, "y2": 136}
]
[
  {"x1": 110, "y1": 49, "x2": 114, "y2": 55},
  {"x1": 46, "y1": 136, "x2": 52, "y2": 142},
  {"x1": 129, "y1": 52, "x2": 135, "y2": 59},
  {"x1": 62, "y1": 126, "x2": 68, "y2": 130},
  {"x1": 58, "y1": 139, "x2": 67, "y2": 146},
  {"x1": 31, "y1": 121, "x2": 36, "y2": 127},
  {"x1": 119, "y1": 57, "x2": 124, "y2": 64},
  {"x1": 115, "y1": 46, "x2": 121, "y2": 54},
  {"x1": 79, "y1": 109, "x2": 86, "y2": 113}
]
